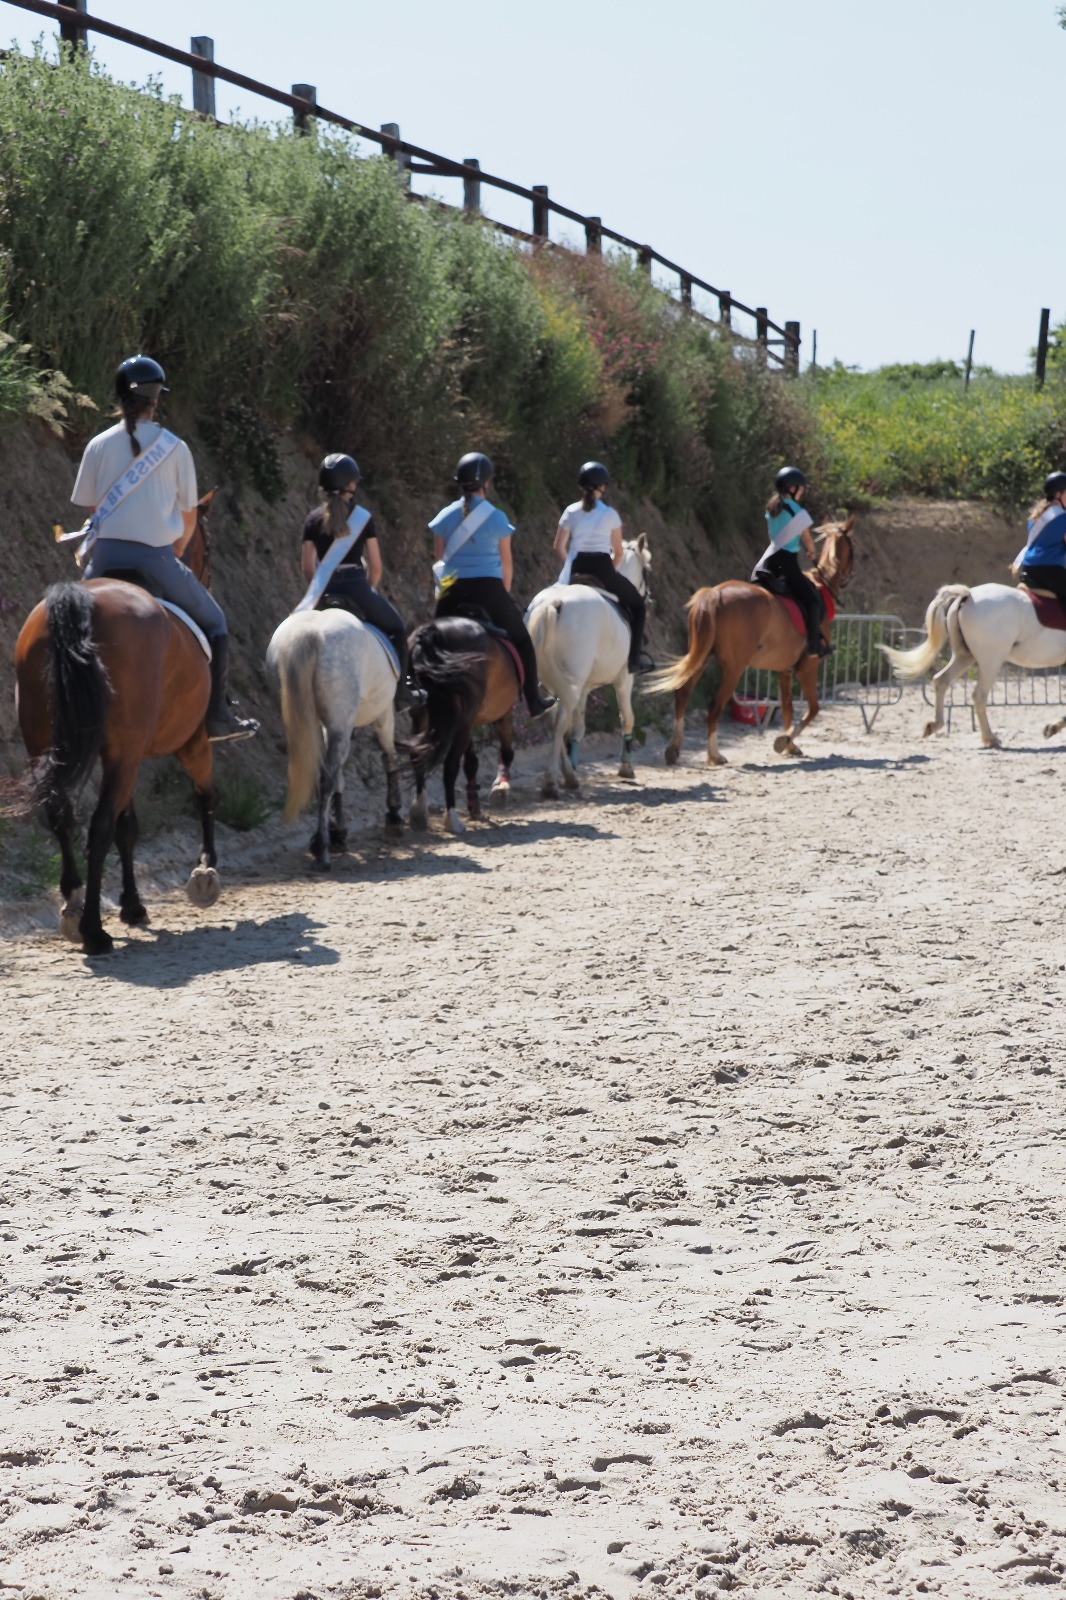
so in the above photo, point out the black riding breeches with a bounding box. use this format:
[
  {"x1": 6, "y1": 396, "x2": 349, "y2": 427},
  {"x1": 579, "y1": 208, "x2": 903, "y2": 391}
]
[
  {"x1": 434, "y1": 576, "x2": 541, "y2": 710},
  {"x1": 1019, "y1": 564, "x2": 1066, "y2": 604},
  {"x1": 320, "y1": 569, "x2": 409, "y2": 677},
  {"x1": 570, "y1": 552, "x2": 646, "y2": 666},
  {"x1": 755, "y1": 549, "x2": 821, "y2": 646}
]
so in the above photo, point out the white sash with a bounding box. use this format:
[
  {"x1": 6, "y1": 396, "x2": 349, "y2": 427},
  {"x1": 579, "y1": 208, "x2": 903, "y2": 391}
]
[
  {"x1": 293, "y1": 506, "x2": 372, "y2": 613},
  {"x1": 754, "y1": 507, "x2": 813, "y2": 572},
  {"x1": 431, "y1": 498, "x2": 495, "y2": 588},
  {"x1": 1013, "y1": 504, "x2": 1062, "y2": 573},
  {"x1": 56, "y1": 429, "x2": 182, "y2": 568}
]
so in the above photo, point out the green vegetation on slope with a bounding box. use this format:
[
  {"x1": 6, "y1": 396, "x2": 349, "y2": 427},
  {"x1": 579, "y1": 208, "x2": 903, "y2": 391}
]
[{"x1": 0, "y1": 45, "x2": 813, "y2": 539}]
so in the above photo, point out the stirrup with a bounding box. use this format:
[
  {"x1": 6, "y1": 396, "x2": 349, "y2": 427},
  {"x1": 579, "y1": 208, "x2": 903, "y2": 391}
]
[
  {"x1": 208, "y1": 706, "x2": 259, "y2": 742},
  {"x1": 526, "y1": 691, "x2": 557, "y2": 720},
  {"x1": 628, "y1": 651, "x2": 656, "y2": 674},
  {"x1": 395, "y1": 676, "x2": 427, "y2": 710}
]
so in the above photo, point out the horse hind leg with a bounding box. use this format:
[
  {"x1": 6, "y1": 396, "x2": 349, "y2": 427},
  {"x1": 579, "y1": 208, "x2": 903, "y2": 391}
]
[
  {"x1": 311, "y1": 727, "x2": 349, "y2": 869},
  {"x1": 925, "y1": 650, "x2": 970, "y2": 738},
  {"x1": 464, "y1": 741, "x2": 481, "y2": 820},
  {"x1": 443, "y1": 739, "x2": 465, "y2": 834},
  {"x1": 45, "y1": 794, "x2": 84, "y2": 942},
  {"x1": 542, "y1": 694, "x2": 572, "y2": 800},
  {"x1": 374, "y1": 709, "x2": 403, "y2": 837},
  {"x1": 490, "y1": 712, "x2": 515, "y2": 809},
  {"x1": 115, "y1": 804, "x2": 148, "y2": 926},
  {"x1": 972, "y1": 660, "x2": 1005, "y2": 749},
  {"x1": 80, "y1": 761, "x2": 135, "y2": 956},
  {"x1": 664, "y1": 680, "x2": 693, "y2": 766},
  {"x1": 175, "y1": 726, "x2": 221, "y2": 907},
  {"x1": 615, "y1": 673, "x2": 637, "y2": 781}
]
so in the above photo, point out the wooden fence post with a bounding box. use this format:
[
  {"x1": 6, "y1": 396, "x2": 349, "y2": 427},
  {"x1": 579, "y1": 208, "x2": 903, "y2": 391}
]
[
  {"x1": 292, "y1": 83, "x2": 316, "y2": 136},
  {"x1": 58, "y1": 0, "x2": 86, "y2": 49},
  {"x1": 190, "y1": 37, "x2": 216, "y2": 119},
  {"x1": 532, "y1": 186, "x2": 550, "y2": 240},
  {"x1": 719, "y1": 291, "x2": 731, "y2": 330},
  {"x1": 638, "y1": 246, "x2": 653, "y2": 276},
  {"x1": 784, "y1": 321, "x2": 800, "y2": 376},
  {"x1": 680, "y1": 274, "x2": 692, "y2": 313},
  {"x1": 380, "y1": 124, "x2": 409, "y2": 185},
  {"x1": 756, "y1": 307, "x2": 768, "y2": 365},
  {"x1": 1036, "y1": 307, "x2": 1051, "y2": 389},
  {"x1": 963, "y1": 328, "x2": 975, "y2": 390},
  {"x1": 462, "y1": 159, "x2": 481, "y2": 214},
  {"x1": 585, "y1": 216, "x2": 602, "y2": 255}
]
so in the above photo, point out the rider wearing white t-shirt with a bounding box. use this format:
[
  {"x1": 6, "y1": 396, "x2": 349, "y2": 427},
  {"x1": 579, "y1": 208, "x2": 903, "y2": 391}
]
[
  {"x1": 75, "y1": 355, "x2": 258, "y2": 740},
  {"x1": 553, "y1": 462, "x2": 649, "y2": 672}
]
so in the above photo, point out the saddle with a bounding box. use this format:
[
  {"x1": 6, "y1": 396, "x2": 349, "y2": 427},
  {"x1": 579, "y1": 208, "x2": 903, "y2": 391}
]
[
  {"x1": 1018, "y1": 584, "x2": 1066, "y2": 632},
  {"x1": 317, "y1": 595, "x2": 399, "y2": 675},
  {"x1": 753, "y1": 571, "x2": 835, "y2": 636},
  {"x1": 91, "y1": 568, "x2": 211, "y2": 658},
  {"x1": 570, "y1": 572, "x2": 624, "y2": 610}
]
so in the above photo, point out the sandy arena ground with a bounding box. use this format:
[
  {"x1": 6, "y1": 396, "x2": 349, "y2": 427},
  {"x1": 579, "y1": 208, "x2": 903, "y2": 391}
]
[{"x1": 1, "y1": 695, "x2": 1065, "y2": 1600}]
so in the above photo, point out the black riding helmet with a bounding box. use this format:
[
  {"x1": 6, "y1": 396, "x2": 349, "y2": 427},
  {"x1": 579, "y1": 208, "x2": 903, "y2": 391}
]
[
  {"x1": 115, "y1": 354, "x2": 168, "y2": 403},
  {"x1": 454, "y1": 451, "x2": 494, "y2": 489},
  {"x1": 578, "y1": 460, "x2": 609, "y2": 491},
  {"x1": 319, "y1": 453, "x2": 360, "y2": 492},
  {"x1": 1044, "y1": 471, "x2": 1066, "y2": 501},
  {"x1": 774, "y1": 465, "x2": 807, "y2": 495}
]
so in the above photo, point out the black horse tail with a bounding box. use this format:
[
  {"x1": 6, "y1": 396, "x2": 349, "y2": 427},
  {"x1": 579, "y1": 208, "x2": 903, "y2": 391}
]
[
  {"x1": 405, "y1": 622, "x2": 487, "y2": 773},
  {"x1": 29, "y1": 582, "x2": 111, "y2": 809}
]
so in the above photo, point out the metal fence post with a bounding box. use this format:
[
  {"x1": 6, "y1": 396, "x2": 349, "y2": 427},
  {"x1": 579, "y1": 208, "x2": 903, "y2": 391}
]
[
  {"x1": 190, "y1": 37, "x2": 216, "y2": 119},
  {"x1": 58, "y1": 0, "x2": 86, "y2": 49},
  {"x1": 292, "y1": 83, "x2": 316, "y2": 136},
  {"x1": 462, "y1": 158, "x2": 481, "y2": 214},
  {"x1": 380, "y1": 124, "x2": 409, "y2": 186},
  {"x1": 784, "y1": 320, "x2": 800, "y2": 376},
  {"x1": 532, "y1": 185, "x2": 550, "y2": 240},
  {"x1": 1036, "y1": 307, "x2": 1051, "y2": 389},
  {"x1": 585, "y1": 216, "x2": 602, "y2": 255}
]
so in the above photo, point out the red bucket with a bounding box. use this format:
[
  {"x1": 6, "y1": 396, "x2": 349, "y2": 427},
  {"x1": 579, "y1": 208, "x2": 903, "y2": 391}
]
[{"x1": 729, "y1": 695, "x2": 770, "y2": 726}]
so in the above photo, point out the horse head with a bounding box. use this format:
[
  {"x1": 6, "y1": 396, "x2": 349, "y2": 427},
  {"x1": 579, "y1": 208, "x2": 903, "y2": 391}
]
[
  {"x1": 813, "y1": 511, "x2": 855, "y2": 599},
  {"x1": 182, "y1": 488, "x2": 216, "y2": 587},
  {"x1": 620, "y1": 532, "x2": 653, "y2": 598}
]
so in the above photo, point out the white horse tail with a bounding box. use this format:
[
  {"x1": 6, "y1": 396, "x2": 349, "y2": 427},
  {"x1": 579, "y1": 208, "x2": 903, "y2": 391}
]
[
  {"x1": 276, "y1": 628, "x2": 325, "y2": 823},
  {"x1": 527, "y1": 595, "x2": 560, "y2": 658},
  {"x1": 881, "y1": 584, "x2": 972, "y2": 681}
]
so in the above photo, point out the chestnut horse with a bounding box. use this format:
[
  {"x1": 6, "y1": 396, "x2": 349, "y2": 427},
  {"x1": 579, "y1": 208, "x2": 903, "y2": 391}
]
[
  {"x1": 406, "y1": 617, "x2": 519, "y2": 834},
  {"x1": 650, "y1": 515, "x2": 855, "y2": 765},
  {"x1": 14, "y1": 495, "x2": 220, "y2": 955}
]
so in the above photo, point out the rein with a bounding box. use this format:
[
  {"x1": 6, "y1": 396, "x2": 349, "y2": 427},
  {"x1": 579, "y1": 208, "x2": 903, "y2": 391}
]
[{"x1": 814, "y1": 530, "x2": 853, "y2": 604}]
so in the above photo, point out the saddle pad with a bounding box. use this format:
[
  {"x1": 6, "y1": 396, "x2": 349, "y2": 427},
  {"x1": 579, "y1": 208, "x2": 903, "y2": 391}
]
[
  {"x1": 362, "y1": 622, "x2": 400, "y2": 678},
  {"x1": 780, "y1": 584, "x2": 836, "y2": 639},
  {"x1": 570, "y1": 573, "x2": 625, "y2": 609},
  {"x1": 158, "y1": 599, "x2": 211, "y2": 659},
  {"x1": 1019, "y1": 585, "x2": 1066, "y2": 632},
  {"x1": 497, "y1": 637, "x2": 524, "y2": 690}
]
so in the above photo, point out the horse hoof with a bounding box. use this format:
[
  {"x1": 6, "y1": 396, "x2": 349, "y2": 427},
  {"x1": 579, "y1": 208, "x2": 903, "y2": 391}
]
[
  {"x1": 487, "y1": 783, "x2": 509, "y2": 810},
  {"x1": 83, "y1": 929, "x2": 114, "y2": 957},
  {"x1": 329, "y1": 830, "x2": 348, "y2": 852},
  {"x1": 706, "y1": 752, "x2": 728, "y2": 768},
  {"x1": 772, "y1": 734, "x2": 792, "y2": 755},
  {"x1": 981, "y1": 736, "x2": 1002, "y2": 750},
  {"x1": 922, "y1": 721, "x2": 939, "y2": 739},
  {"x1": 186, "y1": 859, "x2": 222, "y2": 907},
  {"x1": 310, "y1": 857, "x2": 331, "y2": 873},
  {"x1": 788, "y1": 744, "x2": 804, "y2": 759},
  {"x1": 120, "y1": 902, "x2": 149, "y2": 927},
  {"x1": 1044, "y1": 723, "x2": 1061, "y2": 741},
  {"x1": 59, "y1": 892, "x2": 84, "y2": 944},
  {"x1": 408, "y1": 798, "x2": 429, "y2": 831},
  {"x1": 664, "y1": 743, "x2": 680, "y2": 767},
  {"x1": 385, "y1": 820, "x2": 404, "y2": 839},
  {"x1": 445, "y1": 809, "x2": 465, "y2": 835},
  {"x1": 617, "y1": 762, "x2": 636, "y2": 782},
  {"x1": 541, "y1": 780, "x2": 560, "y2": 801},
  {"x1": 564, "y1": 769, "x2": 581, "y2": 790}
]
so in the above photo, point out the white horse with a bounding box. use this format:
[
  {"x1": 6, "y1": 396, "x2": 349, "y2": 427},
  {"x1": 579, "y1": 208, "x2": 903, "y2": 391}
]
[
  {"x1": 526, "y1": 535, "x2": 652, "y2": 799},
  {"x1": 266, "y1": 609, "x2": 402, "y2": 869},
  {"x1": 883, "y1": 581, "x2": 1066, "y2": 747}
]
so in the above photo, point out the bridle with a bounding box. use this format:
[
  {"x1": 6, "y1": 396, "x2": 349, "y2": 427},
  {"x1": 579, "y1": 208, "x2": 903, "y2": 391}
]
[{"x1": 814, "y1": 525, "x2": 853, "y2": 605}]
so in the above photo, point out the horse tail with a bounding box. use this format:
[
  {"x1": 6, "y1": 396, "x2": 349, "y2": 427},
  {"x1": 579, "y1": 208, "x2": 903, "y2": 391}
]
[
  {"x1": 274, "y1": 628, "x2": 325, "y2": 823},
  {"x1": 881, "y1": 584, "x2": 971, "y2": 681},
  {"x1": 526, "y1": 596, "x2": 558, "y2": 659},
  {"x1": 645, "y1": 587, "x2": 719, "y2": 695},
  {"x1": 406, "y1": 622, "x2": 487, "y2": 773},
  {"x1": 28, "y1": 582, "x2": 110, "y2": 810}
]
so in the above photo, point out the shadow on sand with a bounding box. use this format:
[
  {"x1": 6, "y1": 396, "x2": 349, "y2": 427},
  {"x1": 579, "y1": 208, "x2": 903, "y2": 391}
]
[{"x1": 85, "y1": 911, "x2": 339, "y2": 986}]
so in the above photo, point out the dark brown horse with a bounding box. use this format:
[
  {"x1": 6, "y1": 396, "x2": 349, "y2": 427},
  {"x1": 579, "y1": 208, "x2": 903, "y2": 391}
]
[
  {"x1": 14, "y1": 494, "x2": 221, "y2": 955},
  {"x1": 650, "y1": 516, "x2": 856, "y2": 764},
  {"x1": 406, "y1": 617, "x2": 520, "y2": 834}
]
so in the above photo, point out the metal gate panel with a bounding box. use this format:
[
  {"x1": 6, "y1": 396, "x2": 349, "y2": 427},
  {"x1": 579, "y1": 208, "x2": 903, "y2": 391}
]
[{"x1": 734, "y1": 613, "x2": 908, "y2": 732}]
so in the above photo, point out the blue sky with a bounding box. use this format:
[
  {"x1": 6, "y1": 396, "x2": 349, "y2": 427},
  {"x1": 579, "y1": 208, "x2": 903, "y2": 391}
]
[{"x1": 3, "y1": 0, "x2": 1059, "y2": 372}]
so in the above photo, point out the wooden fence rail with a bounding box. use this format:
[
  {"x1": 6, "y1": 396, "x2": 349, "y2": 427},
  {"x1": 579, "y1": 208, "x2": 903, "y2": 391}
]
[{"x1": 4, "y1": 0, "x2": 801, "y2": 370}]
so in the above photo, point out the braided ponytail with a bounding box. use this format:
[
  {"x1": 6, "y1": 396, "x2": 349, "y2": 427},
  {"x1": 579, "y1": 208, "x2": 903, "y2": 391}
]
[{"x1": 120, "y1": 395, "x2": 154, "y2": 458}]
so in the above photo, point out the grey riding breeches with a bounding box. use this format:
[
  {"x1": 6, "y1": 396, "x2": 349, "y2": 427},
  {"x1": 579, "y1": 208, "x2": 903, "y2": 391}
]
[{"x1": 84, "y1": 537, "x2": 226, "y2": 639}]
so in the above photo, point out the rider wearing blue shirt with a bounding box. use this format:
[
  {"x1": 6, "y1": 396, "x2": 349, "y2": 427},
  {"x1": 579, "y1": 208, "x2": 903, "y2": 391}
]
[
  {"x1": 430, "y1": 452, "x2": 556, "y2": 719},
  {"x1": 751, "y1": 465, "x2": 830, "y2": 659},
  {"x1": 1016, "y1": 471, "x2": 1066, "y2": 603}
]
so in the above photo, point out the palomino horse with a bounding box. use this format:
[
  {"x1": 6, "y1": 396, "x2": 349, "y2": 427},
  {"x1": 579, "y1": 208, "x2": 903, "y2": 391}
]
[
  {"x1": 266, "y1": 609, "x2": 403, "y2": 870},
  {"x1": 526, "y1": 535, "x2": 653, "y2": 798},
  {"x1": 407, "y1": 617, "x2": 518, "y2": 834},
  {"x1": 649, "y1": 516, "x2": 855, "y2": 765},
  {"x1": 882, "y1": 580, "x2": 1066, "y2": 748},
  {"x1": 14, "y1": 494, "x2": 221, "y2": 955}
]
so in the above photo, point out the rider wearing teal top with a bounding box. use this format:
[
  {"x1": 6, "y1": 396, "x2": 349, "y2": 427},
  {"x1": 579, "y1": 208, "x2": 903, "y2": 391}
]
[{"x1": 766, "y1": 498, "x2": 807, "y2": 553}]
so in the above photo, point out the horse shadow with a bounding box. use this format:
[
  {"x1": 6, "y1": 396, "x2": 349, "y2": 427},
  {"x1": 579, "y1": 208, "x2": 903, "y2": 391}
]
[
  {"x1": 86, "y1": 911, "x2": 339, "y2": 987},
  {"x1": 754, "y1": 752, "x2": 932, "y2": 775}
]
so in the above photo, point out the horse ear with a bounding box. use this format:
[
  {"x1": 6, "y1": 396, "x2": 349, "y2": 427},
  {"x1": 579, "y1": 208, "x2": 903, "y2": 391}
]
[
  {"x1": 843, "y1": 511, "x2": 855, "y2": 533},
  {"x1": 637, "y1": 532, "x2": 648, "y2": 551},
  {"x1": 199, "y1": 487, "x2": 217, "y2": 510}
]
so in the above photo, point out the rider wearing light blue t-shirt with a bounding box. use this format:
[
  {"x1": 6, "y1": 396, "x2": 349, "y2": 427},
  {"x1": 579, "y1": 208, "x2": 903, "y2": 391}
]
[
  {"x1": 429, "y1": 452, "x2": 556, "y2": 718},
  {"x1": 1016, "y1": 471, "x2": 1066, "y2": 603}
]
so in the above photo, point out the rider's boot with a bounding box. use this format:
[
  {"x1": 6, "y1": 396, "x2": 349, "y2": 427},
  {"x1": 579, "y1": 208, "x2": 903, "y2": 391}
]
[
  {"x1": 395, "y1": 673, "x2": 427, "y2": 711},
  {"x1": 206, "y1": 636, "x2": 259, "y2": 742},
  {"x1": 525, "y1": 686, "x2": 558, "y2": 720},
  {"x1": 808, "y1": 630, "x2": 833, "y2": 660}
]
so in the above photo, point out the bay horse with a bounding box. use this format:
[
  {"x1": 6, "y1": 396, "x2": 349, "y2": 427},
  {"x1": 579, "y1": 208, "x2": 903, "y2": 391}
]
[
  {"x1": 14, "y1": 493, "x2": 221, "y2": 955},
  {"x1": 649, "y1": 515, "x2": 855, "y2": 765},
  {"x1": 266, "y1": 608, "x2": 403, "y2": 870},
  {"x1": 525, "y1": 535, "x2": 653, "y2": 798},
  {"x1": 882, "y1": 580, "x2": 1066, "y2": 748},
  {"x1": 406, "y1": 617, "x2": 519, "y2": 834}
]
